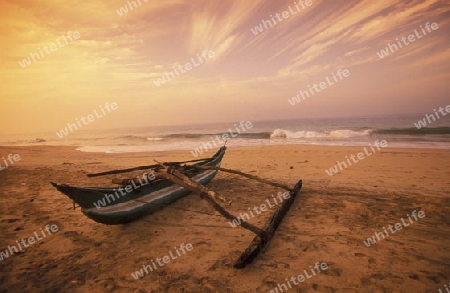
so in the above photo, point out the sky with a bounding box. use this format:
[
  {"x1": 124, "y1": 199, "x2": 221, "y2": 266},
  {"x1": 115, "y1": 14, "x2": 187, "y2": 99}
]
[{"x1": 0, "y1": 0, "x2": 449, "y2": 134}]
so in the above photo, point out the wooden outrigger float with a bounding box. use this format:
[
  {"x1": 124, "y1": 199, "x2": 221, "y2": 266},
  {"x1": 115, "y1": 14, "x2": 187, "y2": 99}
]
[
  {"x1": 153, "y1": 164, "x2": 302, "y2": 268},
  {"x1": 51, "y1": 146, "x2": 302, "y2": 268}
]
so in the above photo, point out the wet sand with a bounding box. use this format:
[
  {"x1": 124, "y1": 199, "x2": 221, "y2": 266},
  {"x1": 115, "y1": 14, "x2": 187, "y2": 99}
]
[{"x1": 0, "y1": 145, "x2": 449, "y2": 292}]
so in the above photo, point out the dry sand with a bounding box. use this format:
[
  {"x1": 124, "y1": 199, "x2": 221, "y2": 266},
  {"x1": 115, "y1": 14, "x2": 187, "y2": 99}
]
[{"x1": 0, "y1": 145, "x2": 449, "y2": 293}]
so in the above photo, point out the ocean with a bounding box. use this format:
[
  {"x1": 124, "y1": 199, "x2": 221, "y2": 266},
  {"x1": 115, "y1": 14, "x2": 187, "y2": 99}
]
[{"x1": 1, "y1": 114, "x2": 450, "y2": 153}]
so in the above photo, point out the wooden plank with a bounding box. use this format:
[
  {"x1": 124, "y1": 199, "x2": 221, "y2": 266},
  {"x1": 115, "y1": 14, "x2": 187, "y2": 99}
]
[
  {"x1": 192, "y1": 166, "x2": 292, "y2": 191},
  {"x1": 233, "y1": 180, "x2": 302, "y2": 269}
]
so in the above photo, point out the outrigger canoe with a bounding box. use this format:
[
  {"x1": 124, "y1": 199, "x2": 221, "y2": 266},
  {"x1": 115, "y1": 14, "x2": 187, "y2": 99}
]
[{"x1": 51, "y1": 147, "x2": 226, "y2": 225}]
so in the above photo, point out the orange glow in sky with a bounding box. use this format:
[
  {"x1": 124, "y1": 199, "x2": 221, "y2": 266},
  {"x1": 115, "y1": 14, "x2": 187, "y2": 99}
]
[{"x1": 0, "y1": 0, "x2": 449, "y2": 134}]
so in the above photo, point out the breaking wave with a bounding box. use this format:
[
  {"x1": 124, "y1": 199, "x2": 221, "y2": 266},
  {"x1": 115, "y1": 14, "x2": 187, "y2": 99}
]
[{"x1": 269, "y1": 129, "x2": 373, "y2": 139}]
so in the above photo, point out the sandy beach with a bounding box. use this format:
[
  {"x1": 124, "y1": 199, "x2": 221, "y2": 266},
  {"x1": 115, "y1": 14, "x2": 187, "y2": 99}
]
[{"x1": 0, "y1": 145, "x2": 449, "y2": 293}]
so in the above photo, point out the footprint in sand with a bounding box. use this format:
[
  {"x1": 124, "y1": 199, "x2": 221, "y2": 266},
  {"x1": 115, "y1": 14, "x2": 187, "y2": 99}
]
[{"x1": 321, "y1": 263, "x2": 342, "y2": 277}]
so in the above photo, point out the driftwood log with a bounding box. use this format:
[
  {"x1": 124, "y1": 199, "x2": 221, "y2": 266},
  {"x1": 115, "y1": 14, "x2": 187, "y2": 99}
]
[{"x1": 234, "y1": 180, "x2": 302, "y2": 268}]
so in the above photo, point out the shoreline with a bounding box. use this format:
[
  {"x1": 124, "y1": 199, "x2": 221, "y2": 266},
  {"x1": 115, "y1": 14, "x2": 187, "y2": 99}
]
[
  {"x1": 1, "y1": 144, "x2": 448, "y2": 195},
  {"x1": 2, "y1": 142, "x2": 450, "y2": 155}
]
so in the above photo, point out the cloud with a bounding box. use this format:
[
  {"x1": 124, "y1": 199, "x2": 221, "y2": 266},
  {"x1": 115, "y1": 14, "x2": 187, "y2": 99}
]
[{"x1": 0, "y1": 0, "x2": 449, "y2": 132}]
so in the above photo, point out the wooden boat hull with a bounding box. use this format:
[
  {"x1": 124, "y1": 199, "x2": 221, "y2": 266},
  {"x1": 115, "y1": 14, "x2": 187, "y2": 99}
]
[{"x1": 51, "y1": 147, "x2": 226, "y2": 225}]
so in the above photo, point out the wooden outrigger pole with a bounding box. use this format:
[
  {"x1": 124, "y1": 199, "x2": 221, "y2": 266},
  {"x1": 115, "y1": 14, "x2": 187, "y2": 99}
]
[{"x1": 154, "y1": 163, "x2": 302, "y2": 268}]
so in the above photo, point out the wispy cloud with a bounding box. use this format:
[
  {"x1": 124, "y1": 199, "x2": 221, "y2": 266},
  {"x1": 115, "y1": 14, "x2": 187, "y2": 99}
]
[{"x1": 0, "y1": 0, "x2": 449, "y2": 132}]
